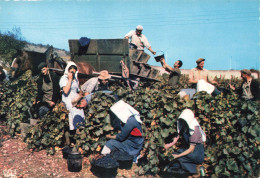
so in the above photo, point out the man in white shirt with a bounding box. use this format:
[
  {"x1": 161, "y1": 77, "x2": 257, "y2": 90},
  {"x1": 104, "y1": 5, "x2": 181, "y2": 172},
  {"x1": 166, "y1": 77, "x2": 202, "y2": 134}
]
[{"x1": 125, "y1": 25, "x2": 156, "y2": 55}]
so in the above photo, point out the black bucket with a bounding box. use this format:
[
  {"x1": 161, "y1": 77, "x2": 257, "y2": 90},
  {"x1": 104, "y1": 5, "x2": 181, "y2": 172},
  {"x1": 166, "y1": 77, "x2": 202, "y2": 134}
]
[
  {"x1": 117, "y1": 159, "x2": 133, "y2": 170},
  {"x1": 91, "y1": 165, "x2": 118, "y2": 178},
  {"x1": 111, "y1": 151, "x2": 134, "y2": 170},
  {"x1": 154, "y1": 51, "x2": 164, "y2": 62},
  {"x1": 62, "y1": 146, "x2": 72, "y2": 159},
  {"x1": 67, "y1": 151, "x2": 82, "y2": 172}
]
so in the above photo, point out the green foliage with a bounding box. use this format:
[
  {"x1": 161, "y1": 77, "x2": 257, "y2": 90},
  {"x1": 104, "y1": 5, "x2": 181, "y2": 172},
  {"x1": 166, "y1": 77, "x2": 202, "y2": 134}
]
[
  {"x1": 0, "y1": 70, "x2": 37, "y2": 136},
  {"x1": 0, "y1": 74, "x2": 259, "y2": 177},
  {"x1": 0, "y1": 27, "x2": 26, "y2": 64},
  {"x1": 73, "y1": 91, "x2": 119, "y2": 153},
  {"x1": 25, "y1": 103, "x2": 69, "y2": 155}
]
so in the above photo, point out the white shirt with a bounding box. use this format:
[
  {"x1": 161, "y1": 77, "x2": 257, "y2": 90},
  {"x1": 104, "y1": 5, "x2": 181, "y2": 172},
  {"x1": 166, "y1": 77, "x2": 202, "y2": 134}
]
[
  {"x1": 242, "y1": 78, "x2": 253, "y2": 100},
  {"x1": 125, "y1": 30, "x2": 151, "y2": 50}
]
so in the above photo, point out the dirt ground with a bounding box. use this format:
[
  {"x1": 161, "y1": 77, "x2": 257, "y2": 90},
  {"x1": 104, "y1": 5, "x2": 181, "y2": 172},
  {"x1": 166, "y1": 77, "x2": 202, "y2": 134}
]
[
  {"x1": 0, "y1": 125, "x2": 155, "y2": 178},
  {"x1": 0, "y1": 123, "x2": 204, "y2": 178}
]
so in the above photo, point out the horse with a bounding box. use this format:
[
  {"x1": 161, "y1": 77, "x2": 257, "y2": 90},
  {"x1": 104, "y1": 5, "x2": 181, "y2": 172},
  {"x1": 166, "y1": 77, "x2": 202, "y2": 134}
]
[
  {"x1": 10, "y1": 50, "x2": 46, "y2": 79},
  {"x1": 44, "y1": 46, "x2": 95, "y2": 84},
  {"x1": 76, "y1": 61, "x2": 95, "y2": 85},
  {"x1": 10, "y1": 46, "x2": 66, "y2": 79},
  {"x1": 10, "y1": 45, "x2": 95, "y2": 85}
]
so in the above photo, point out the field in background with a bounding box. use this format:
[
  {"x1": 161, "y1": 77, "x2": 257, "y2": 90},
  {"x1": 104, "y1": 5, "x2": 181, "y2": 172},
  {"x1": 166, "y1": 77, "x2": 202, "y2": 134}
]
[{"x1": 153, "y1": 66, "x2": 259, "y2": 79}]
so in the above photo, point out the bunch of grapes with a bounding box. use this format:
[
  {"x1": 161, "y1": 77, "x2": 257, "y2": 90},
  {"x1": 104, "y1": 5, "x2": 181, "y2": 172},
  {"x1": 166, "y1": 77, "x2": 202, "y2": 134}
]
[
  {"x1": 92, "y1": 154, "x2": 119, "y2": 168},
  {"x1": 111, "y1": 150, "x2": 133, "y2": 161}
]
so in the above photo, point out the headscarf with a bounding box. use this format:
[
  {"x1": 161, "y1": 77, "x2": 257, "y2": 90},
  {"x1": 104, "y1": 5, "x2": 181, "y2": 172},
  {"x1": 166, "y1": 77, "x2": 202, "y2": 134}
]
[
  {"x1": 110, "y1": 100, "x2": 142, "y2": 124},
  {"x1": 64, "y1": 61, "x2": 78, "y2": 79},
  {"x1": 177, "y1": 109, "x2": 206, "y2": 142}
]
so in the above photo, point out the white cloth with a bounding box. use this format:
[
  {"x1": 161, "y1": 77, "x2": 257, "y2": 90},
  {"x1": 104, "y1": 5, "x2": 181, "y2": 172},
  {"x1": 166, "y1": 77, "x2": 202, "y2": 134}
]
[
  {"x1": 59, "y1": 61, "x2": 84, "y2": 130},
  {"x1": 125, "y1": 30, "x2": 151, "y2": 50},
  {"x1": 101, "y1": 145, "x2": 111, "y2": 155},
  {"x1": 3, "y1": 69, "x2": 9, "y2": 81},
  {"x1": 197, "y1": 79, "x2": 215, "y2": 94},
  {"x1": 178, "y1": 91, "x2": 188, "y2": 98},
  {"x1": 110, "y1": 100, "x2": 142, "y2": 124},
  {"x1": 177, "y1": 109, "x2": 206, "y2": 142}
]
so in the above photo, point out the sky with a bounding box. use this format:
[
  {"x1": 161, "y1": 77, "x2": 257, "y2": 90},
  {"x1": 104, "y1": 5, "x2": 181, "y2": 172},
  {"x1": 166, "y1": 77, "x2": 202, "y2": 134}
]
[{"x1": 0, "y1": 0, "x2": 259, "y2": 70}]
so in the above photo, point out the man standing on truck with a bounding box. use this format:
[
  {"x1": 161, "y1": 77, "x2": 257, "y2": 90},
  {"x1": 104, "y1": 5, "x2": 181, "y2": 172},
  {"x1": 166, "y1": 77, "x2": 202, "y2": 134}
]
[{"x1": 125, "y1": 25, "x2": 156, "y2": 55}]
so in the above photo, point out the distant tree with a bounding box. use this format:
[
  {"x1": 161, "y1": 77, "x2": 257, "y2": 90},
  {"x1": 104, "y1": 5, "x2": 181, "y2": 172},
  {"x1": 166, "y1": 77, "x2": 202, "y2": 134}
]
[{"x1": 0, "y1": 27, "x2": 26, "y2": 65}]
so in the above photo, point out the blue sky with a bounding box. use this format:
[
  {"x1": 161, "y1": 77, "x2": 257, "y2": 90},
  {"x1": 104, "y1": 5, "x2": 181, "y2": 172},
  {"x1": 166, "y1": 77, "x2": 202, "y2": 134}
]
[{"x1": 0, "y1": 0, "x2": 259, "y2": 70}]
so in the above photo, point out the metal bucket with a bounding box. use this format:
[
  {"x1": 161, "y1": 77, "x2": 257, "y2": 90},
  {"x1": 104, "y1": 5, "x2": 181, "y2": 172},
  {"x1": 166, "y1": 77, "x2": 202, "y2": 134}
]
[
  {"x1": 62, "y1": 146, "x2": 72, "y2": 159},
  {"x1": 154, "y1": 51, "x2": 164, "y2": 62},
  {"x1": 67, "y1": 151, "x2": 82, "y2": 172}
]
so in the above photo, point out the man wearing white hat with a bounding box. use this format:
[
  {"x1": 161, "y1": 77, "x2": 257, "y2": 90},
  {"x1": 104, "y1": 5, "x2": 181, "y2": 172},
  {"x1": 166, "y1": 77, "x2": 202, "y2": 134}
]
[{"x1": 125, "y1": 25, "x2": 156, "y2": 55}]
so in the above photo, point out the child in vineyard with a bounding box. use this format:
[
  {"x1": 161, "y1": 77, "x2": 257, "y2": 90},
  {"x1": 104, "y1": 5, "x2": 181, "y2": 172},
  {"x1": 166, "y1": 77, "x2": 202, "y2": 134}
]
[
  {"x1": 59, "y1": 61, "x2": 85, "y2": 131},
  {"x1": 164, "y1": 109, "x2": 206, "y2": 175}
]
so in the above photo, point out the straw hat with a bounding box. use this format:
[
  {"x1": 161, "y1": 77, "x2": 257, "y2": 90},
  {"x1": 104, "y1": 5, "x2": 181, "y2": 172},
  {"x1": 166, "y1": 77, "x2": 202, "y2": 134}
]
[{"x1": 98, "y1": 70, "x2": 111, "y2": 80}]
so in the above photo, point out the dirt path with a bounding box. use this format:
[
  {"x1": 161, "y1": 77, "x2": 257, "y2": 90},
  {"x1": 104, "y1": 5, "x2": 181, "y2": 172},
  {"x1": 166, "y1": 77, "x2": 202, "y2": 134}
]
[{"x1": 0, "y1": 128, "x2": 144, "y2": 178}]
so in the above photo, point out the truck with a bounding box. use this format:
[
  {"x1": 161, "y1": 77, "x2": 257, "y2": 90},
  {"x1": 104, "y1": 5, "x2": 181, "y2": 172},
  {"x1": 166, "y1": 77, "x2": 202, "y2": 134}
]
[{"x1": 68, "y1": 38, "x2": 160, "y2": 82}]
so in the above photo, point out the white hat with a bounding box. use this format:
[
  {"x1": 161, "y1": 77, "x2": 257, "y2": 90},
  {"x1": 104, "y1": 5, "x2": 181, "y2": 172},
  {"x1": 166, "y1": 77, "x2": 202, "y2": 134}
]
[{"x1": 136, "y1": 25, "x2": 143, "y2": 31}]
